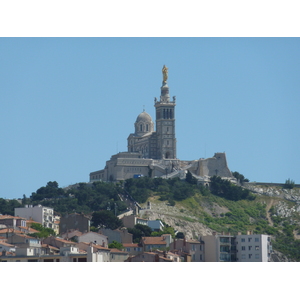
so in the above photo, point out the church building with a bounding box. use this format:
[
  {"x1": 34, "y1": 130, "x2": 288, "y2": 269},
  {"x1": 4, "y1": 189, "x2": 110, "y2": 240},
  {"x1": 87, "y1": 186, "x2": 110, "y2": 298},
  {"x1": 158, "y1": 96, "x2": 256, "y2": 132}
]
[{"x1": 90, "y1": 66, "x2": 233, "y2": 184}]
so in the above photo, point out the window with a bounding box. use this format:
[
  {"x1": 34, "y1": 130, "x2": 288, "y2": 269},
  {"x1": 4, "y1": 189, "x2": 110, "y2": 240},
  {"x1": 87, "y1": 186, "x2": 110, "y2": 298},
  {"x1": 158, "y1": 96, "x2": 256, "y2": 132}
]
[
  {"x1": 255, "y1": 238, "x2": 259, "y2": 242},
  {"x1": 241, "y1": 238, "x2": 245, "y2": 242},
  {"x1": 248, "y1": 246, "x2": 252, "y2": 250},
  {"x1": 255, "y1": 254, "x2": 259, "y2": 259},
  {"x1": 242, "y1": 246, "x2": 245, "y2": 251},
  {"x1": 248, "y1": 238, "x2": 252, "y2": 242},
  {"x1": 255, "y1": 246, "x2": 259, "y2": 251},
  {"x1": 241, "y1": 254, "x2": 246, "y2": 259},
  {"x1": 249, "y1": 254, "x2": 252, "y2": 259}
]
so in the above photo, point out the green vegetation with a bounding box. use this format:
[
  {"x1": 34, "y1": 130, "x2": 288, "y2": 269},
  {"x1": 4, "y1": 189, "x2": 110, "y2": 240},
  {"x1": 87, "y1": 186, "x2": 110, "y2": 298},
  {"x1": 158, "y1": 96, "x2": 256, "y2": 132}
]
[
  {"x1": 91, "y1": 210, "x2": 123, "y2": 230},
  {"x1": 0, "y1": 198, "x2": 22, "y2": 216},
  {"x1": 284, "y1": 178, "x2": 295, "y2": 189},
  {"x1": 4, "y1": 173, "x2": 300, "y2": 261},
  {"x1": 124, "y1": 176, "x2": 209, "y2": 204},
  {"x1": 28, "y1": 223, "x2": 56, "y2": 238},
  {"x1": 210, "y1": 176, "x2": 256, "y2": 201},
  {"x1": 232, "y1": 171, "x2": 249, "y2": 185},
  {"x1": 108, "y1": 241, "x2": 124, "y2": 250},
  {"x1": 127, "y1": 224, "x2": 153, "y2": 243},
  {"x1": 24, "y1": 181, "x2": 127, "y2": 216}
]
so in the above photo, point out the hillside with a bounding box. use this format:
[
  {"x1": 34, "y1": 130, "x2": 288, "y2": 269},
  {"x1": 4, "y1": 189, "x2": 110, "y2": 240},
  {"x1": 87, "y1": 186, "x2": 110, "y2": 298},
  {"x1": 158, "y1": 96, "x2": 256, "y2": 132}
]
[
  {"x1": 137, "y1": 182, "x2": 300, "y2": 262},
  {"x1": 2, "y1": 177, "x2": 300, "y2": 261}
]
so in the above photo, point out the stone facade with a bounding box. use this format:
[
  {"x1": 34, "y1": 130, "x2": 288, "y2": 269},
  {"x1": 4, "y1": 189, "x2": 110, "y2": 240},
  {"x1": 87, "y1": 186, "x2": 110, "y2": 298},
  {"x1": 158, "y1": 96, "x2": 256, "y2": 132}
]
[{"x1": 90, "y1": 66, "x2": 234, "y2": 184}]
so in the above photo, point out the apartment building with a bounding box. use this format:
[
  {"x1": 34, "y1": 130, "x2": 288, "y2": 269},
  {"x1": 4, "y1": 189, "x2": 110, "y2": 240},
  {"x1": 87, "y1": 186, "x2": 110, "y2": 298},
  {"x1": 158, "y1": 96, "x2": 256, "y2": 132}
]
[
  {"x1": 15, "y1": 205, "x2": 54, "y2": 229},
  {"x1": 201, "y1": 233, "x2": 237, "y2": 262},
  {"x1": 235, "y1": 233, "x2": 272, "y2": 262},
  {"x1": 201, "y1": 232, "x2": 272, "y2": 262}
]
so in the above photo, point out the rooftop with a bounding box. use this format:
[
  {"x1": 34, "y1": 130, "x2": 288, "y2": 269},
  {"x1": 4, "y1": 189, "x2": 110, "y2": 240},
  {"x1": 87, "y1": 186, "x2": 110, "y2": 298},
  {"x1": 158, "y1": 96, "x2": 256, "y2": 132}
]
[{"x1": 142, "y1": 236, "x2": 167, "y2": 245}]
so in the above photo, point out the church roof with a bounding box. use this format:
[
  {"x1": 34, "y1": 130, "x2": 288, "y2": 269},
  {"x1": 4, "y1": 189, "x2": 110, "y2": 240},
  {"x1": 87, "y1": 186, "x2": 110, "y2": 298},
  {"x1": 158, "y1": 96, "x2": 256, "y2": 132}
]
[{"x1": 135, "y1": 111, "x2": 153, "y2": 123}]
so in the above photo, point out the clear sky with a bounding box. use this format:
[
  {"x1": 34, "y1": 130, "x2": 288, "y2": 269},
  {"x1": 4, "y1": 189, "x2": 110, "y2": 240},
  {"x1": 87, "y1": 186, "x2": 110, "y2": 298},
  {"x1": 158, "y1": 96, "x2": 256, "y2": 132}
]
[{"x1": 1, "y1": 37, "x2": 299, "y2": 199}]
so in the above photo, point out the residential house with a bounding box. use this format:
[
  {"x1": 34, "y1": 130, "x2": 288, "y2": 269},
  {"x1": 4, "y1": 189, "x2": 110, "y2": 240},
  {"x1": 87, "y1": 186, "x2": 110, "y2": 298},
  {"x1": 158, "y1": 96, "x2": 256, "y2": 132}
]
[
  {"x1": 98, "y1": 228, "x2": 133, "y2": 244},
  {"x1": 170, "y1": 238, "x2": 204, "y2": 262},
  {"x1": 125, "y1": 251, "x2": 173, "y2": 262},
  {"x1": 110, "y1": 248, "x2": 129, "y2": 262},
  {"x1": 154, "y1": 249, "x2": 181, "y2": 262},
  {"x1": 0, "y1": 215, "x2": 27, "y2": 229},
  {"x1": 77, "y1": 232, "x2": 108, "y2": 247},
  {"x1": 122, "y1": 243, "x2": 143, "y2": 256},
  {"x1": 141, "y1": 236, "x2": 170, "y2": 252},
  {"x1": 61, "y1": 229, "x2": 83, "y2": 241},
  {"x1": 41, "y1": 244, "x2": 60, "y2": 255},
  {"x1": 7, "y1": 233, "x2": 42, "y2": 256},
  {"x1": 42, "y1": 236, "x2": 78, "y2": 249},
  {"x1": 0, "y1": 228, "x2": 23, "y2": 238},
  {"x1": 0, "y1": 241, "x2": 17, "y2": 253},
  {"x1": 121, "y1": 214, "x2": 148, "y2": 228},
  {"x1": 78, "y1": 242, "x2": 111, "y2": 262},
  {"x1": 59, "y1": 213, "x2": 90, "y2": 234}
]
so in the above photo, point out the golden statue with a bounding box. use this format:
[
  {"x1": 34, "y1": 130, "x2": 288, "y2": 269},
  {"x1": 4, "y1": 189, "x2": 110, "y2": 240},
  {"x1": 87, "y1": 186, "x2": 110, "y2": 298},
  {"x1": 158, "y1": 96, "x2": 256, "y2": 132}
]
[{"x1": 162, "y1": 65, "x2": 168, "y2": 83}]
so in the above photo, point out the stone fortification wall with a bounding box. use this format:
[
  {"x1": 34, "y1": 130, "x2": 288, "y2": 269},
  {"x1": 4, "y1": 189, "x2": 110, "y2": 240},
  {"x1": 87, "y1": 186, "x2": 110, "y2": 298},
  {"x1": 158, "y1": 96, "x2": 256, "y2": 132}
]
[{"x1": 196, "y1": 152, "x2": 232, "y2": 178}]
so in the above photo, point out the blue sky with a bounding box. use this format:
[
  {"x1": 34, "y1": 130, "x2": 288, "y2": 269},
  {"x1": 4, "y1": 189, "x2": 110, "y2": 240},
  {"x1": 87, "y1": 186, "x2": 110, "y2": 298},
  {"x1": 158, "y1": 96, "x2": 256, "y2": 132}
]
[{"x1": 1, "y1": 37, "x2": 300, "y2": 199}]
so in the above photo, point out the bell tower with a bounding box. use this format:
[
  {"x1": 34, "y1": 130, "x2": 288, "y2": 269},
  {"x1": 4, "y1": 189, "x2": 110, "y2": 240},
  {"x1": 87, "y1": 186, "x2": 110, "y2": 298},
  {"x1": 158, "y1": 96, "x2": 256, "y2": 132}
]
[{"x1": 154, "y1": 65, "x2": 177, "y2": 159}]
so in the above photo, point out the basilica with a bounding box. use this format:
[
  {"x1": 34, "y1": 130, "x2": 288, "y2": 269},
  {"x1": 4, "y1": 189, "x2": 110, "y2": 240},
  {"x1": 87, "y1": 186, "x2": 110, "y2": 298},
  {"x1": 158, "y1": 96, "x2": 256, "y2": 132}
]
[{"x1": 90, "y1": 66, "x2": 233, "y2": 184}]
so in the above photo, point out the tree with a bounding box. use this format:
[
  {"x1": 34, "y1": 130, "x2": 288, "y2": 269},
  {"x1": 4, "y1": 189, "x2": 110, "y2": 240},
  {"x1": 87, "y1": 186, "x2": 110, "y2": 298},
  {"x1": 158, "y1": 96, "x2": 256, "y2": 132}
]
[
  {"x1": 176, "y1": 232, "x2": 185, "y2": 239},
  {"x1": 91, "y1": 210, "x2": 123, "y2": 230},
  {"x1": 186, "y1": 170, "x2": 197, "y2": 185},
  {"x1": 29, "y1": 223, "x2": 56, "y2": 238},
  {"x1": 127, "y1": 224, "x2": 153, "y2": 243},
  {"x1": 232, "y1": 171, "x2": 249, "y2": 185},
  {"x1": 284, "y1": 178, "x2": 295, "y2": 189},
  {"x1": 108, "y1": 241, "x2": 124, "y2": 250}
]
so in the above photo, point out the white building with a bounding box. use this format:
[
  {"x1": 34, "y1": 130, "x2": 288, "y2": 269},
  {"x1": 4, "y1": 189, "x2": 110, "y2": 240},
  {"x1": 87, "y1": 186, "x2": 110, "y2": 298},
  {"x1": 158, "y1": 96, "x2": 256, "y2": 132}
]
[
  {"x1": 235, "y1": 234, "x2": 272, "y2": 262},
  {"x1": 147, "y1": 220, "x2": 164, "y2": 232},
  {"x1": 201, "y1": 232, "x2": 272, "y2": 262},
  {"x1": 15, "y1": 205, "x2": 54, "y2": 229}
]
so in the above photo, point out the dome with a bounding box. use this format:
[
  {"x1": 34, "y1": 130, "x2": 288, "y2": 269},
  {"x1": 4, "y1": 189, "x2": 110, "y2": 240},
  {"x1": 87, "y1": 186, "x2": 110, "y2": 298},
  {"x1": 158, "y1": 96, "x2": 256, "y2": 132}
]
[
  {"x1": 135, "y1": 111, "x2": 153, "y2": 123},
  {"x1": 134, "y1": 110, "x2": 154, "y2": 136}
]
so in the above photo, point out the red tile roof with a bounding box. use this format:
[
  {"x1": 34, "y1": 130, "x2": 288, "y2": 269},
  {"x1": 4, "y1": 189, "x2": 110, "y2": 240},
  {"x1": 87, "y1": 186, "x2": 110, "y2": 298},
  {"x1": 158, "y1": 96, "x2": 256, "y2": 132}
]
[
  {"x1": 0, "y1": 241, "x2": 16, "y2": 247},
  {"x1": 80, "y1": 242, "x2": 110, "y2": 251},
  {"x1": 122, "y1": 243, "x2": 141, "y2": 248},
  {"x1": 109, "y1": 248, "x2": 128, "y2": 254},
  {"x1": 0, "y1": 228, "x2": 23, "y2": 234},
  {"x1": 0, "y1": 215, "x2": 25, "y2": 220},
  {"x1": 41, "y1": 244, "x2": 59, "y2": 251},
  {"x1": 142, "y1": 236, "x2": 167, "y2": 245}
]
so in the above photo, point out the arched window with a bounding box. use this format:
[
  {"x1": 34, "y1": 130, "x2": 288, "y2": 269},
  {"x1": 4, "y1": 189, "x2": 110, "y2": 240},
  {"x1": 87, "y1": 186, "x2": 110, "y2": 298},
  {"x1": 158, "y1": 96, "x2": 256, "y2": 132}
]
[
  {"x1": 140, "y1": 124, "x2": 143, "y2": 131},
  {"x1": 146, "y1": 124, "x2": 149, "y2": 131}
]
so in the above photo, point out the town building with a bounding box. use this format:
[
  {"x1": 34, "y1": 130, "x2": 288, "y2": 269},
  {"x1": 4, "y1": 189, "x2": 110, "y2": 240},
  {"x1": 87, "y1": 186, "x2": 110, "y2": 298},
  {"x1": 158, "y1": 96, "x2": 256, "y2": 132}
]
[
  {"x1": 77, "y1": 231, "x2": 108, "y2": 247},
  {"x1": 200, "y1": 232, "x2": 272, "y2": 262},
  {"x1": 59, "y1": 213, "x2": 90, "y2": 235},
  {"x1": 170, "y1": 238, "x2": 204, "y2": 262},
  {"x1": 98, "y1": 228, "x2": 133, "y2": 244},
  {"x1": 235, "y1": 233, "x2": 272, "y2": 262},
  {"x1": 0, "y1": 215, "x2": 27, "y2": 229},
  {"x1": 15, "y1": 205, "x2": 54, "y2": 229}
]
